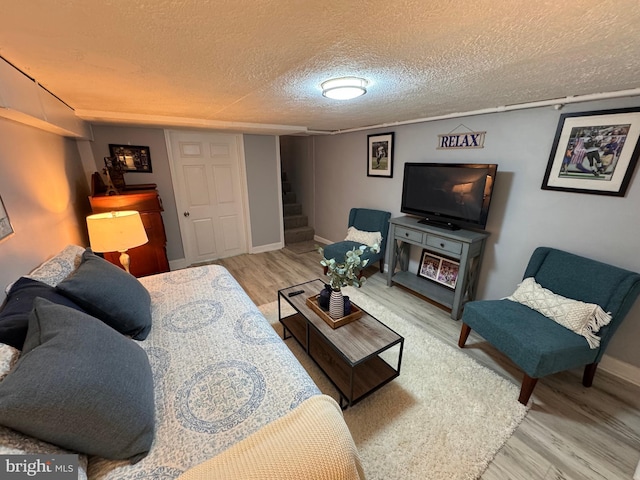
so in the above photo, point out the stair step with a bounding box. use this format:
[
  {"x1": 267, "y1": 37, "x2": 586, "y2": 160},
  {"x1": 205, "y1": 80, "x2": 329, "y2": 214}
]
[
  {"x1": 282, "y1": 191, "x2": 297, "y2": 204},
  {"x1": 284, "y1": 226, "x2": 315, "y2": 244},
  {"x1": 283, "y1": 203, "x2": 302, "y2": 216},
  {"x1": 281, "y1": 181, "x2": 292, "y2": 193},
  {"x1": 284, "y1": 214, "x2": 308, "y2": 230}
]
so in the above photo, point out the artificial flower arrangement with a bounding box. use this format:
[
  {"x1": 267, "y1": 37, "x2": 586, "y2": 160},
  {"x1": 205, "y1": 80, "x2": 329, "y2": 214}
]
[
  {"x1": 317, "y1": 243, "x2": 380, "y2": 319},
  {"x1": 318, "y1": 243, "x2": 381, "y2": 290}
]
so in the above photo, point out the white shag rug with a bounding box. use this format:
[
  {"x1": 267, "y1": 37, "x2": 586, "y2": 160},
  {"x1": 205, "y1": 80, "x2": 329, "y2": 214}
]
[{"x1": 259, "y1": 287, "x2": 529, "y2": 480}]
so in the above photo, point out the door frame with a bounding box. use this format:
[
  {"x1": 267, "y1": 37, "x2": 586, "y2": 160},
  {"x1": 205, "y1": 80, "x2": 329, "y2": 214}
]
[{"x1": 164, "y1": 129, "x2": 253, "y2": 268}]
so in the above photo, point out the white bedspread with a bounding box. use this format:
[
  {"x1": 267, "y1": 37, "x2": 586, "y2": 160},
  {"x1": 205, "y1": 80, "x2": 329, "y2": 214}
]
[{"x1": 88, "y1": 265, "x2": 320, "y2": 479}]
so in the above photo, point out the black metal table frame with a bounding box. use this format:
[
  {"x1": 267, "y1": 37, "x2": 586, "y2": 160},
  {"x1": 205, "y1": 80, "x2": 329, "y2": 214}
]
[{"x1": 278, "y1": 279, "x2": 404, "y2": 409}]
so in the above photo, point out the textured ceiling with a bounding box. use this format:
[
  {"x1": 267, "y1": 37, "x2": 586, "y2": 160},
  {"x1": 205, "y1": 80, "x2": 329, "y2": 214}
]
[{"x1": 1, "y1": 0, "x2": 640, "y2": 134}]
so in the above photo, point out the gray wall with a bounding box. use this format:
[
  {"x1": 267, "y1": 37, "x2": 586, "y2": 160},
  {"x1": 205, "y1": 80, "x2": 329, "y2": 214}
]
[
  {"x1": 88, "y1": 126, "x2": 184, "y2": 261},
  {"x1": 312, "y1": 96, "x2": 640, "y2": 368},
  {"x1": 0, "y1": 117, "x2": 90, "y2": 299},
  {"x1": 243, "y1": 135, "x2": 281, "y2": 247}
]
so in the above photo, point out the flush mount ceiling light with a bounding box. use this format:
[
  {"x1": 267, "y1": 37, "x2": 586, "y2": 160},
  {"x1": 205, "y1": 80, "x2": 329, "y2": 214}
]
[{"x1": 321, "y1": 76, "x2": 368, "y2": 100}]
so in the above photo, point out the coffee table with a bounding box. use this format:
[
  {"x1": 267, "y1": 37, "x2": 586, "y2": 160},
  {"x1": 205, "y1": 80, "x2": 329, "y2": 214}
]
[{"x1": 278, "y1": 279, "x2": 404, "y2": 409}]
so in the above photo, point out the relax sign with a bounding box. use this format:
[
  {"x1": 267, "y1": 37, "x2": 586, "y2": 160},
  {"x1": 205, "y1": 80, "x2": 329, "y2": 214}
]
[{"x1": 437, "y1": 130, "x2": 485, "y2": 149}]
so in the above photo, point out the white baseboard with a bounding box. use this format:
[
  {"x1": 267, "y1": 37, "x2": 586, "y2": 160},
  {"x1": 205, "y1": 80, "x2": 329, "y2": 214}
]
[
  {"x1": 250, "y1": 242, "x2": 283, "y2": 254},
  {"x1": 314, "y1": 235, "x2": 332, "y2": 245},
  {"x1": 599, "y1": 354, "x2": 640, "y2": 387},
  {"x1": 169, "y1": 258, "x2": 189, "y2": 271}
]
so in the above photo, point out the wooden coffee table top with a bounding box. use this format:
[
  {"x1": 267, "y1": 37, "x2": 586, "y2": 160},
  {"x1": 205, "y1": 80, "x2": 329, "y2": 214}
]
[{"x1": 279, "y1": 280, "x2": 403, "y2": 365}]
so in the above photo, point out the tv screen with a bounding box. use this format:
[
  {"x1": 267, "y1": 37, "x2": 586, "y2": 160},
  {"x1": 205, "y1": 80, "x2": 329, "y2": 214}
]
[{"x1": 401, "y1": 163, "x2": 498, "y2": 230}]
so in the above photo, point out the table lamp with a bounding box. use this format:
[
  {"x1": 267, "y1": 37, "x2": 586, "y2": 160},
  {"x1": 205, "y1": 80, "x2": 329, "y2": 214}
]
[{"x1": 86, "y1": 210, "x2": 148, "y2": 273}]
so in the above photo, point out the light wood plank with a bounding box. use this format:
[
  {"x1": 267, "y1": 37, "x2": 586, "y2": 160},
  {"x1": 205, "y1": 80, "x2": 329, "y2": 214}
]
[{"x1": 206, "y1": 246, "x2": 640, "y2": 479}]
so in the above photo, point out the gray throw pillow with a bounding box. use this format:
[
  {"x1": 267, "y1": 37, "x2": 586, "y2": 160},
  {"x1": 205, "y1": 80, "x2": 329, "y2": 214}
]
[
  {"x1": 56, "y1": 249, "x2": 152, "y2": 340},
  {"x1": 0, "y1": 298, "x2": 155, "y2": 462}
]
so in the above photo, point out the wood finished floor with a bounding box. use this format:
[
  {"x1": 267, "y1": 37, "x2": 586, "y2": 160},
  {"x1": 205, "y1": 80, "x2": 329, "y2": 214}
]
[{"x1": 211, "y1": 246, "x2": 640, "y2": 480}]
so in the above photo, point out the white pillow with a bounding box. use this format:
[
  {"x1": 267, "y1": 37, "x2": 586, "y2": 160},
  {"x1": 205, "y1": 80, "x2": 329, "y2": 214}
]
[
  {"x1": 507, "y1": 277, "x2": 612, "y2": 349},
  {"x1": 344, "y1": 227, "x2": 382, "y2": 247}
]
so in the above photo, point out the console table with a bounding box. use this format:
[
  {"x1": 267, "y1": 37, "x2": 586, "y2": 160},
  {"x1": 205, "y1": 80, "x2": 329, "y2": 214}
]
[{"x1": 385, "y1": 216, "x2": 489, "y2": 319}]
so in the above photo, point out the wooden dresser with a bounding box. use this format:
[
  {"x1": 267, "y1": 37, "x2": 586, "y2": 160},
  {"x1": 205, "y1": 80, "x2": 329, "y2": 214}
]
[{"x1": 89, "y1": 187, "x2": 170, "y2": 277}]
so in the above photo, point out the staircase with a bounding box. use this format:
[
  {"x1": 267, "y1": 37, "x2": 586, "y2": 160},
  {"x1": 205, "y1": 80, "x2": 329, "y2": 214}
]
[{"x1": 282, "y1": 172, "x2": 314, "y2": 244}]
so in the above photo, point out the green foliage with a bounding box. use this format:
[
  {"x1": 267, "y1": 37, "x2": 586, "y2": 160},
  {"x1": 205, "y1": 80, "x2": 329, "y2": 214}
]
[{"x1": 317, "y1": 244, "x2": 380, "y2": 290}]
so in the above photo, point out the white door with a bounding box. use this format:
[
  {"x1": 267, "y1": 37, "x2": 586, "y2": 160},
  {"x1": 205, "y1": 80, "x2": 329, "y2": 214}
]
[{"x1": 167, "y1": 130, "x2": 248, "y2": 265}]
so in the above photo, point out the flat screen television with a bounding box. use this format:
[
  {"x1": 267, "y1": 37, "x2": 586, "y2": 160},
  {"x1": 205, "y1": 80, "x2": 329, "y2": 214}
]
[{"x1": 401, "y1": 163, "x2": 498, "y2": 230}]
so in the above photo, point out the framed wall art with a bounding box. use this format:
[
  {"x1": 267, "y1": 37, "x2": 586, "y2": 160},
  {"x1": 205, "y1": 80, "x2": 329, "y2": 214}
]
[
  {"x1": 417, "y1": 249, "x2": 459, "y2": 289},
  {"x1": 541, "y1": 107, "x2": 640, "y2": 196},
  {"x1": 109, "y1": 144, "x2": 153, "y2": 173},
  {"x1": 367, "y1": 132, "x2": 394, "y2": 178},
  {"x1": 0, "y1": 195, "x2": 14, "y2": 242}
]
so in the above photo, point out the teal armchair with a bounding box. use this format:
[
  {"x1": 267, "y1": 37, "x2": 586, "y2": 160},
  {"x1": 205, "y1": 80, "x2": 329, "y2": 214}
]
[
  {"x1": 459, "y1": 247, "x2": 640, "y2": 405},
  {"x1": 321, "y1": 208, "x2": 391, "y2": 273}
]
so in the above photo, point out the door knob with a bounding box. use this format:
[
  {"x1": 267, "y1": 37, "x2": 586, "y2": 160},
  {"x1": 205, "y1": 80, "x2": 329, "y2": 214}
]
[{"x1": 183, "y1": 211, "x2": 190, "y2": 217}]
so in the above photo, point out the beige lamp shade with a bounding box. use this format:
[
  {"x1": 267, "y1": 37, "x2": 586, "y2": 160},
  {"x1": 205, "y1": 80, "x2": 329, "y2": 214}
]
[{"x1": 86, "y1": 211, "x2": 148, "y2": 253}]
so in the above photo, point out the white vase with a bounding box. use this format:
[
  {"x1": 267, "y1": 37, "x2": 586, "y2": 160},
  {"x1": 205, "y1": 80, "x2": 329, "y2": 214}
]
[{"x1": 329, "y1": 289, "x2": 344, "y2": 319}]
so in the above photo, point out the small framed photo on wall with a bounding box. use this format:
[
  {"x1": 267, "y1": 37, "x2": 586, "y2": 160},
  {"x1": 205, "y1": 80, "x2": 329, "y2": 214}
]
[
  {"x1": 367, "y1": 132, "x2": 394, "y2": 178},
  {"x1": 109, "y1": 144, "x2": 153, "y2": 173},
  {"x1": 0, "y1": 195, "x2": 14, "y2": 242}
]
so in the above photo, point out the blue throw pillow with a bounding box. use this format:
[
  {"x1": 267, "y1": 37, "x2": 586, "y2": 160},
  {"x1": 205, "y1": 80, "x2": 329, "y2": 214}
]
[
  {"x1": 0, "y1": 277, "x2": 85, "y2": 350},
  {"x1": 0, "y1": 298, "x2": 155, "y2": 462},
  {"x1": 56, "y1": 249, "x2": 152, "y2": 340}
]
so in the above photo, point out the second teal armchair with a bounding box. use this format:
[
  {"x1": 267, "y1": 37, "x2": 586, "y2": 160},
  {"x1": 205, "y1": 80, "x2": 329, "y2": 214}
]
[{"x1": 459, "y1": 247, "x2": 640, "y2": 405}]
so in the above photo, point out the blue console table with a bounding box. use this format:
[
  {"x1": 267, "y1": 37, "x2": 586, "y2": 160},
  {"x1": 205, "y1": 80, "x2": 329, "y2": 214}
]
[{"x1": 385, "y1": 216, "x2": 489, "y2": 320}]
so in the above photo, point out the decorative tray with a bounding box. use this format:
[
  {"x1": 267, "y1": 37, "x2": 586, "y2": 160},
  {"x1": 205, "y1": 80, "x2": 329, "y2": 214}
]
[{"x1": 305, "y1": 294, "x2": 363, "y2": 329}]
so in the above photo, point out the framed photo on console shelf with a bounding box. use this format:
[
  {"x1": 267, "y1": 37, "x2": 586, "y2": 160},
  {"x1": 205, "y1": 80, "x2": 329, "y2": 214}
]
[
  {"x1": 367, "y1": 132, "x2": 394, "y2": 178},
  {"x1": 541, "y1": 107, "x2": 640, "y2": 196},
  {"x1": 418, "y1": 249, "x2": 459, "y2": 289}
]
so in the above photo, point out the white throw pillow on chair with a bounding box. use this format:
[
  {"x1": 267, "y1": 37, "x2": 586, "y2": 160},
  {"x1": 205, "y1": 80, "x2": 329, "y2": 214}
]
[
  {"x1": 506, "y1": 277, "x2": 612, "y2": 349},
  {"x1": 344, "y1": 227, "x2": 382, "y2": 247}
]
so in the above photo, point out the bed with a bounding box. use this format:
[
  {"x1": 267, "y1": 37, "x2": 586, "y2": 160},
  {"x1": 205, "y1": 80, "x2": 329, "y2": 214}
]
[{"x1": 0, "y1": 246, "x2": 364, "y2": 479}]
